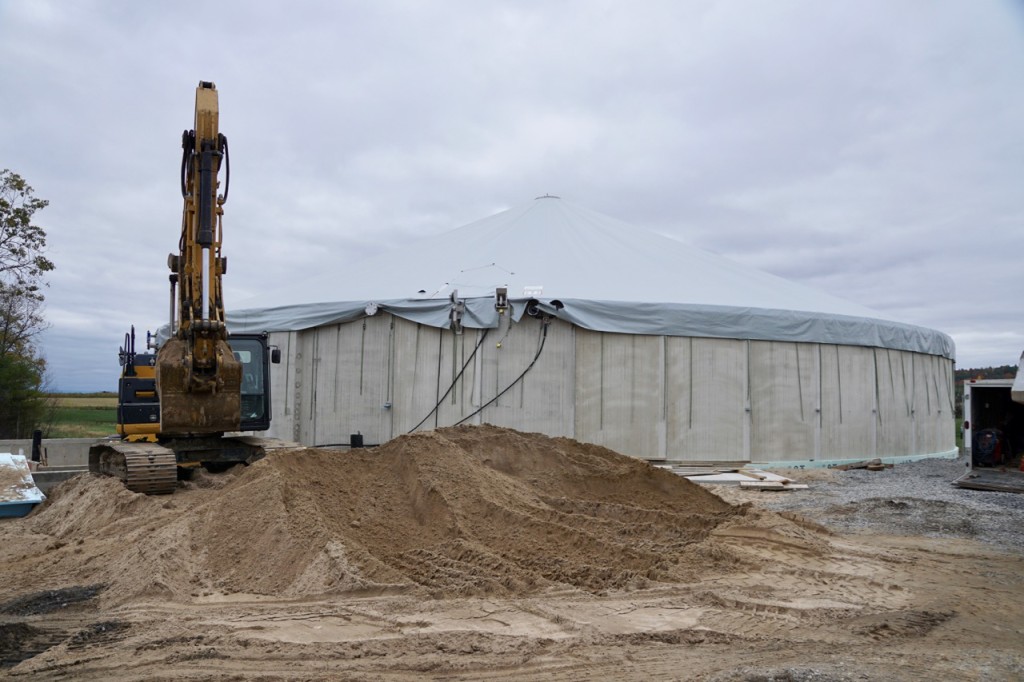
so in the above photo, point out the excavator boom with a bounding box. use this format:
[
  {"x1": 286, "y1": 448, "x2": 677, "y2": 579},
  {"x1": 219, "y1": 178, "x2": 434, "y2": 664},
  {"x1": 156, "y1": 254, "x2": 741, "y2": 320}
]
[{"x1": 156, "y1": 81, "x2": 241, "y2": 435}]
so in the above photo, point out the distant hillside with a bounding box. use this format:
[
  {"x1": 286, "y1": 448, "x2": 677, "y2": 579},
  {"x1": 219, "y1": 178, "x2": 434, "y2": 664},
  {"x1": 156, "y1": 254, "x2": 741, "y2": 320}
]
[
  {"x1": 955, "y1": 365, "x2": 1018, "y2": 382},
  {"x1": 952, "y1": 365, "x2": 1017, "y2": 418}
]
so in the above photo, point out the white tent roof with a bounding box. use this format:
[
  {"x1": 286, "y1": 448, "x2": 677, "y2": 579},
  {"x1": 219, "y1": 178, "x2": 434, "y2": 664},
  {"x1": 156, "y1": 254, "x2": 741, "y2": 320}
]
[
  {"x1": 229, "y1": 196, "x2": 954, "y2": 359},
  {"x1": 246, "y1": 196, "x2": 882, "y2": 313}
]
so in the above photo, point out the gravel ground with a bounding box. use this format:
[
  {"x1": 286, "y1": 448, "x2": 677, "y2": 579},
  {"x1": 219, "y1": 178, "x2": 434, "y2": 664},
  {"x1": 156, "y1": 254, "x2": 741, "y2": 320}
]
[{"x1": 707, "y1": 456, "x2": 1024, "y2": 554}]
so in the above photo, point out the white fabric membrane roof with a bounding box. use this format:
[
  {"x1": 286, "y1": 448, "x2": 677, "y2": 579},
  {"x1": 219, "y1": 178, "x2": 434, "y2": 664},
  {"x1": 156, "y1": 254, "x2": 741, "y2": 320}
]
[{"x1": 229, "y1": 196, "x2": 954, "y2": 359}]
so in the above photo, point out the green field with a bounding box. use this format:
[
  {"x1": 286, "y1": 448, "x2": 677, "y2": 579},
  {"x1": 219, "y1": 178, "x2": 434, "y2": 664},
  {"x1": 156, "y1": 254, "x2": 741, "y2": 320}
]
[{"x1": 48, "y1": 393, "x2": 117, "y2": 438}]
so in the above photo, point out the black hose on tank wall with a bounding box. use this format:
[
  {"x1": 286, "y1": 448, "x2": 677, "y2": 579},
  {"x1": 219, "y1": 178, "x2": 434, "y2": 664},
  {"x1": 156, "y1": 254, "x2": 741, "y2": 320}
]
[
  {"x1": 454, "y1": 318, "x2": 550, "y2": 427},
  {"x1": 407, "y1": 328, "x2": 491, "y2": 434}
]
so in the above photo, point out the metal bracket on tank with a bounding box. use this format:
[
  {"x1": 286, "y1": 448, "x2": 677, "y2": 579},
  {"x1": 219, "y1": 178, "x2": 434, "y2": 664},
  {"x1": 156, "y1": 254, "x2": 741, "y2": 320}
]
[{"x1": 449, "y1": 289, "x2": 465, "y2": 335}]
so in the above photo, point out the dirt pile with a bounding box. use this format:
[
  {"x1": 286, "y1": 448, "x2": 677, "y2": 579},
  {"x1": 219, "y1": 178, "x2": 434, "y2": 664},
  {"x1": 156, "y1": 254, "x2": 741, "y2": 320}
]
[
  {"x1": 3, "y1": 425, "x2": 794, "y2": 604},
  {"x1": 8, "y1": 435, "x2": 1019, "y2": 680}
]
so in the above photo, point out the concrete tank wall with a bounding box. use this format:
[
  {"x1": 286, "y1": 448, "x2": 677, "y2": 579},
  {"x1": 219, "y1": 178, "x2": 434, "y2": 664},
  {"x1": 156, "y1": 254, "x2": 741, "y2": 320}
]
[
  {"x1": 0, "y1": 438, "x2": 95, "y2": 467},
  {"x1": 263, "y1": 312, "x2": 956, "y2": 465}
]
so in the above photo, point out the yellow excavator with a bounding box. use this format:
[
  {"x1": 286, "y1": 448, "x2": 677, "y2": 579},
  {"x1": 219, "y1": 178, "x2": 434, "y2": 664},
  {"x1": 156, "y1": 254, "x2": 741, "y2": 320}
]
[{"x1": 89, "y1": 81, "x2": 283, "y2": 494}]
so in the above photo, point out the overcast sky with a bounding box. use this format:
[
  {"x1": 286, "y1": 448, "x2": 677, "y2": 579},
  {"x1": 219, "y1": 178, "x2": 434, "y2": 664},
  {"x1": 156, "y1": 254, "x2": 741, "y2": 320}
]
[{"x1": 1, "y1": 0, "x2": 1022, "y2": 392}]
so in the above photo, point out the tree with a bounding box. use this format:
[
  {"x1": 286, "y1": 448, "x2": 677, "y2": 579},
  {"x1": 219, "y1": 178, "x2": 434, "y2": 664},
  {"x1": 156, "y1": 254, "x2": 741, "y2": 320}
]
[{"x1": 0, "y1": 169, "x2": 54, "y2": 438}]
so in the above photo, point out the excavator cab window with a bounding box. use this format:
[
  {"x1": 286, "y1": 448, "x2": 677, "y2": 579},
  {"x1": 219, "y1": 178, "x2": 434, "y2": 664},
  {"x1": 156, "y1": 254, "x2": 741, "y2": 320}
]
[{"x1": 228, "y1": 333, "x2": 273, "y2": 432}]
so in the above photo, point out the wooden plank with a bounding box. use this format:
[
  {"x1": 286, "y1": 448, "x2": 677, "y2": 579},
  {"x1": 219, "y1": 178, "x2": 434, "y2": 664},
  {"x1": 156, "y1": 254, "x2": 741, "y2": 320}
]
[
  {"x1": 834, "y1": 458, "x2": 885, "y2": 471},
  {"x1": 739, "y1": 481, "x2": 809, "y2": 491},
  {"x1": 954, "y1": 470, "x2": 1024, "y2": 495}
]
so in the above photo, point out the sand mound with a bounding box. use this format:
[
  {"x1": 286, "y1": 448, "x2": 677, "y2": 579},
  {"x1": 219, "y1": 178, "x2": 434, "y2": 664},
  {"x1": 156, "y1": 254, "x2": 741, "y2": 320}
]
[{"x1": 5, "y1": 425, "x2": 819, "y2": 604}]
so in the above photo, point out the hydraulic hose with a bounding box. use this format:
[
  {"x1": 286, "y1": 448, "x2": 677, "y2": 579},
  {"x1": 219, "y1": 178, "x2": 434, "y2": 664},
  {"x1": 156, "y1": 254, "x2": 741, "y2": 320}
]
[{"x1": 219, "y1": 133, "x2": 230, "y2": 203}]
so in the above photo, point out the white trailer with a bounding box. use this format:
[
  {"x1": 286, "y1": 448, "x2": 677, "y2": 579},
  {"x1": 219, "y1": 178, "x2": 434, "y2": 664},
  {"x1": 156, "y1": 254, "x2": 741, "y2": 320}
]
[
  {"x1": 1013, "y1": 350, "x2": 1024, "y2": 406},
  {"x1": 962, "y1": 378, "x2": 1022, "y2": 467}
]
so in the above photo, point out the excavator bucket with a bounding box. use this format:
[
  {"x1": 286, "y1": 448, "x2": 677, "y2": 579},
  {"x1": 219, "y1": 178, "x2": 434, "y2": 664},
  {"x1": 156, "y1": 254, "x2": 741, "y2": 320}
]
[{"x1": 156, "y1": 337, "x2": 242, "y2": 436}]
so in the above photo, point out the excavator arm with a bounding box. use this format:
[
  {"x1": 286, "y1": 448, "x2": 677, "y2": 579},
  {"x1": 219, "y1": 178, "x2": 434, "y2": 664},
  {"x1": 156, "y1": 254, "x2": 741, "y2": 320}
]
[{"x1": 156, "y1": 81, "x2": 241, "y2": 435}]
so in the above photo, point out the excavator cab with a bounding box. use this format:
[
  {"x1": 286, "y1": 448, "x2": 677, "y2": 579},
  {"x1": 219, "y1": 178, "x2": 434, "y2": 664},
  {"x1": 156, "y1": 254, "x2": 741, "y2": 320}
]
[
  {"x1": 115, "y1": 328, "x2": 278, "y2": 440},
  {"x1": 230, "y1": 333, "x2": 280, "y2": 432}
]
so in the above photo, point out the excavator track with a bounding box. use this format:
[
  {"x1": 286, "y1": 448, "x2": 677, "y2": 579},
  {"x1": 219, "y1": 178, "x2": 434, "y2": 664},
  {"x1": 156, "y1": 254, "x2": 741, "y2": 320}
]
[{"x1": 88, "y1": 442, "x2": 178, "y2": 495}]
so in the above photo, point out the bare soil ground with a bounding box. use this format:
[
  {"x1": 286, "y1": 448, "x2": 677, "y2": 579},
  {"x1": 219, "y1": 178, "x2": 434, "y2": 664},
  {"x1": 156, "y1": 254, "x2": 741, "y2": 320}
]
[{"x1": 1, "y1": 425, "x2": 1022, "y2": 680}]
